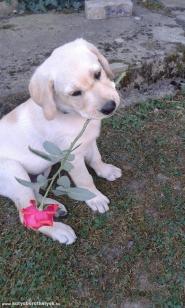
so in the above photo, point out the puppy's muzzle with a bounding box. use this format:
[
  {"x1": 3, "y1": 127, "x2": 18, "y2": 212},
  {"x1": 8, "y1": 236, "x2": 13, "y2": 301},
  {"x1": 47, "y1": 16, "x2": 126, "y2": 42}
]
[{"x1": 100, "y1": 100, "x2": 116, "y2": 115}]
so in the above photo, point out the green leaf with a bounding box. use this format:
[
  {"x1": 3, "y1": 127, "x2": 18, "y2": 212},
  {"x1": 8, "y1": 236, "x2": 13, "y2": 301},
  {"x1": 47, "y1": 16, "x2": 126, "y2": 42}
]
[
  {"x1": 73, "y1": 2, "x2": 81, "y2": 10},
  {"x1": 63, "y1": 161, "x2": 73, "y2": 172},
  {"x1": 45, "y1": 0, "x2": 58, "y2": 7},
  {"x1": 60, "y1": 150, "x2": 75, "y2": 161},
  {"x1": 16, "y1": 177, "x2": 39, "y2": 189},
  {"x1": 55, "y1": 185, "x2": 70, "y2": 192},
  {"x1": 29, "y1": 146, "x2": 52, "y2": 161},
  {"x1": 52, "y1": 189, "x2": 67, "y2": 196},
  {"x1": 68, "y1": 153, "x2": 75, "y2": 161},
  {"x1": 38, "y1": 0, "x2": 47, "y2": 12},
  {"x1": 68, "y1": 187, "x2": 95, "y2": 201},
  {"x1": 37, "y1": 174, "x2": 48, "y2": 184},
  {"x1": 49, "y1": 156, "x2": 61, "y2": 163},
  {"x1": 43, "y1": 141, "x2": 62, "y2": 156},
  {"x1": 57, "y1": 176, "x2": 71, "y2": 188},
  {"x1": 36, "y1": 174, "x2": 48, "y2": 189}
]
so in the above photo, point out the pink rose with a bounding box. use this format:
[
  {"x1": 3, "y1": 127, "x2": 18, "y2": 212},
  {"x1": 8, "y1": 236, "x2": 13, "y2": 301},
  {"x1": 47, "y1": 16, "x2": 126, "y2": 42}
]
[{"x1": 22, "y1": 200, "x2": 59, "y2": 230}]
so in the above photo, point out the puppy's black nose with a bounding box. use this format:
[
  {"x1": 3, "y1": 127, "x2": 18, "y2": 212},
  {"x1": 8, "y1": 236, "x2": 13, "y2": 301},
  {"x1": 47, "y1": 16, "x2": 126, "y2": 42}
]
[{"x1": 100, "y1": 101, "x2": 116, "y2": 115}]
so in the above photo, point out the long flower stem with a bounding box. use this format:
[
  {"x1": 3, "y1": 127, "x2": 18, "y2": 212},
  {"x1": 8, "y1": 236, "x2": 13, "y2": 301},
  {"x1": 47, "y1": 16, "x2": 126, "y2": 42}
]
[{"x1": 39, "y1": 119, "x2": 90, "y2": 210}]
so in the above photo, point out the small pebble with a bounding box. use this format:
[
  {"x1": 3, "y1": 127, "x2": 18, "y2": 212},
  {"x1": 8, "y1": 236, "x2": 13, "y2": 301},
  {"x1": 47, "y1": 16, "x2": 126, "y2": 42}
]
[
  {"x1": 134, "y1": 16, "x2": 141, "y2": 20},
  {"x1": 114, "y1": 38, "x2": 124, "y2": 45},
  {"x1": 157, "y1": 173, "x2": 169, "y2": 183},
  {"x1": 18, "y1": 10, "x2": 25, "y2": 15},
  {"x1": 173, "y1": 182, "x2": 181, "y2": 191},
  {"x1": 127, "y1": 240, "x2": 134, "y2": 249}
]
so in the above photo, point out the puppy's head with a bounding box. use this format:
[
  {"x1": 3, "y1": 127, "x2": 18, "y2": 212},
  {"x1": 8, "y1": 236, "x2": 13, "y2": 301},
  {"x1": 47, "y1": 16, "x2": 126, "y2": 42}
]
[{"x1": 29, "y1": 39, "x2": 120, "y2": 120}]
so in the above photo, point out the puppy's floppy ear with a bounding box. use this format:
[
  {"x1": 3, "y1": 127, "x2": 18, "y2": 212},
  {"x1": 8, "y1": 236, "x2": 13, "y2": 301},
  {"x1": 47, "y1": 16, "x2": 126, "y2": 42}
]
[
  {"x1": 29, "y1": 70, "x2": 57, "y2": 120},
  {"x1": 84, "y1": 40, "x2": 114, "y2": 80}
]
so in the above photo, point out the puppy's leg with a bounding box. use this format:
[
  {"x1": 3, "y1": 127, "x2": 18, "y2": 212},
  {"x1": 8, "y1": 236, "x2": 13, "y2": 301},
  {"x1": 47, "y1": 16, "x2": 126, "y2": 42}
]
[
  {"x1": 0, "y1": 159, "x2": 76, "y2": 245},
  {"x1": 69, "y1": 157, "x2": 109, "y2": 213},
  {"x1": 86, "y1": 140, "x2": 122, "y2": 181}
]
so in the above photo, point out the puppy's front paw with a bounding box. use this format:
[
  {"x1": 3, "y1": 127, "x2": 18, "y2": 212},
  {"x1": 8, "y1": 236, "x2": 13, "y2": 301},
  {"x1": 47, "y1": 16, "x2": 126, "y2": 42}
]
[
  {"x1": 86, "y1": 192, "x2": 110, "y2": 213},
  {"x1": 97, "y1": 163, "x2": 122, "y2": 181},
  {"x1": 39, "y1": 222, "x2": 77, "y2": 245}
]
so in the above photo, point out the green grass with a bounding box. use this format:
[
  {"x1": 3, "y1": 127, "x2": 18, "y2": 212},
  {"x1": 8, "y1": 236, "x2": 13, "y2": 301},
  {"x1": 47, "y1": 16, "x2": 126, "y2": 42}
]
[
  {"x1": 138, "y1": 0, "x2": 164, "y2": 10},
  {"x1": 1, "y1": 94, "x2": 185, "y2": 306}
]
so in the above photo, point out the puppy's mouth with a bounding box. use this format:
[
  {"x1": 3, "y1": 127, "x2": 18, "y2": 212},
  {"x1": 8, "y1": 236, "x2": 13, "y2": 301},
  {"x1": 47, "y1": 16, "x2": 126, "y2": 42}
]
[{"x1": 78, "y1": 107, "x2": 117, "y2": 120}]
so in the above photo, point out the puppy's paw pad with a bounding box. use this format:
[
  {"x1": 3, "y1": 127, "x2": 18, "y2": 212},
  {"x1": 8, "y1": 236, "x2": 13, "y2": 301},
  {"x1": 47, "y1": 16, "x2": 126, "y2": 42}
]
[
  {"x1": 39, "y1": 222, "x2": 77, "y2": 245},
  {"x1": 98, "y1": 164, "x2": 122, "y2": 181},
  {"x1": 86, "y1": 194, "x2": 109, "y2": 213}
]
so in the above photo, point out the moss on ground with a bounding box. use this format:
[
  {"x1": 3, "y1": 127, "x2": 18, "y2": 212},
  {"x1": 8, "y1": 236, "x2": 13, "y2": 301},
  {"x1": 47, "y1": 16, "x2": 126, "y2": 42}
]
[
  {"x1": 0, "y1": 94, "x2": 185, "y2": 306},
  {"x1": 137, "y1": 0, "x2": 164, "y2": 11}
]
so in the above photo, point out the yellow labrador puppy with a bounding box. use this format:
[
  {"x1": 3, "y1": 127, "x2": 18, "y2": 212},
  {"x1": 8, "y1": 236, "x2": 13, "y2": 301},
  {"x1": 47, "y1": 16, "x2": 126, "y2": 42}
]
[{"x1": 0, "y1": 39, "x2": 121, "y2": 244}]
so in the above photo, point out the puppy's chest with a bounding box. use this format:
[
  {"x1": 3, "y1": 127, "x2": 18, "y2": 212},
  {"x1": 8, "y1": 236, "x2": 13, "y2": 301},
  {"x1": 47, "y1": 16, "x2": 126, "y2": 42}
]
[
  {"x1": 21, "y1": 118, "x2": 100, "y2": 174},
  {"x1": 53, "y1": 120, "x2": 101, "y2": 150}
]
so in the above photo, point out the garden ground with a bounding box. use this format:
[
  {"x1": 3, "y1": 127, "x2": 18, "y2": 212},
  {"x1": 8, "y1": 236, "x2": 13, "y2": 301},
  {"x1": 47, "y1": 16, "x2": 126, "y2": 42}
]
[
  {"x1": 0, "y1": 93, "x2": 185, "y2": 307},
  {"x1": 1, "y1": 0, "x2": 185, "y2": 105}
]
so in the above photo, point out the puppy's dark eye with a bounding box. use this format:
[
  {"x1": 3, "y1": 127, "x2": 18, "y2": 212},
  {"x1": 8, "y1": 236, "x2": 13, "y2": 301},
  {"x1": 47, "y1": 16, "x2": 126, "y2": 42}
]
[
  {"x1": 94, "y1": 71, "x2": 101, "y2": 80},
  {"x1": 71, "y1": 90, "x2": 82, "y2": 96}
]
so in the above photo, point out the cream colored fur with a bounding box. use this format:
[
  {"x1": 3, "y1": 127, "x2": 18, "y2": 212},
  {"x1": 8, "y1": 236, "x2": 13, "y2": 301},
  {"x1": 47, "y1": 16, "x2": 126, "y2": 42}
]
[{"x1": 0, "y1": 39, "x2": 121, "y2": 245}]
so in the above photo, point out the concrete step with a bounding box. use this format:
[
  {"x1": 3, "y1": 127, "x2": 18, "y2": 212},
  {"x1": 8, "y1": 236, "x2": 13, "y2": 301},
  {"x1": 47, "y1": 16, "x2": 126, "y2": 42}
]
[{"x1": 85, "y1": 0, "x2": 133, "y2": 20}]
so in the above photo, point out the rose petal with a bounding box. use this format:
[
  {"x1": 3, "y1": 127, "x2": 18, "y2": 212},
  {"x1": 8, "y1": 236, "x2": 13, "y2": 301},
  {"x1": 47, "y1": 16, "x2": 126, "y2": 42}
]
[{"x1": 22, "y1": 201, "x2": 59, "y2": 230}]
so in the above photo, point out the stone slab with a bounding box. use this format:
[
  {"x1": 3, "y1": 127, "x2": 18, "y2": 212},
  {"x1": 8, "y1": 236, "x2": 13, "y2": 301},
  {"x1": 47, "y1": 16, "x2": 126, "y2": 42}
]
[
  {"x1": 176, "y1": 14, "x2": 185, "y2": 22},
  {"x1": 173, "y1": 10, "x2": 185, "y2": 22},
  {"x1": 0, "y1": 0, "x2": 18, "y2": 18},
  {"x1": 153, "y1": 26, "x2": 185, "y2": 44},
  {"x1": 85, "y1": 0, "x2": 133, "y2": 20}
]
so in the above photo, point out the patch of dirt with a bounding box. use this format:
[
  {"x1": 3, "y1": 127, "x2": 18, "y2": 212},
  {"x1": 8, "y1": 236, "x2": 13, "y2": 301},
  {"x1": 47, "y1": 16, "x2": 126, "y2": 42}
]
[
  {"x1": 126, "y1": 179, "x2": 147, "y2": 193},
  {"x1": 0, "y1": 23, "x2": 16, "y2": 30},
  {"x1": 0, "y1": 92, "x2": 29, "y2": 118}
]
